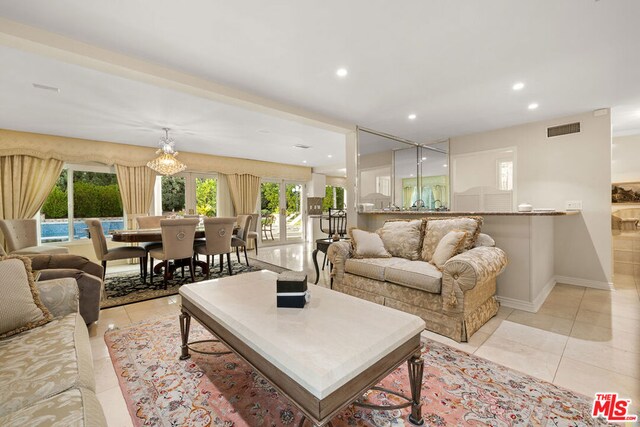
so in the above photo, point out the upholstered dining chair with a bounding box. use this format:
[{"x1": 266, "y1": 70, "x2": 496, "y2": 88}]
[
  {"x1": 136, "y1": 215, "x2": 165, "y2": 229},
  {"x1": 135, "y1": 215, "x2": 165, "y2": 271},
  {"x1": 148, "y1": 218, "x2": 198, "y2": 289},
  {"x1": 231, "y1": 215, "x2": 252, "y2": 266},
  {"x1": 84, "y1": 219, "x2": 147, "y2": 281},
  {"x1": 194, "y1": 217, "x2": 235, "y2": 278},
  {"x1": 247, "y1": 213, "x2": 259, "y2": 254},
  {"x1": 0, "y1": 219, "x2": 68, "y2": 255}
]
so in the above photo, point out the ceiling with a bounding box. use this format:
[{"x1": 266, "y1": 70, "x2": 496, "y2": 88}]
[
  {"x1": 0, "y1": 46, "x2": 346, "y2": 170},
  {"x1": 0, "y1": 0, "x2": 639, "y2": 169}
]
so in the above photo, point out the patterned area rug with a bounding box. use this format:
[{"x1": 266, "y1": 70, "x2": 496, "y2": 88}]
[
  {"x1": 105, "y1": 315, "x2": 609, "y2": 426},
  {"x1": 101, "y1": 259, "x2": 287, "y2": 309}
]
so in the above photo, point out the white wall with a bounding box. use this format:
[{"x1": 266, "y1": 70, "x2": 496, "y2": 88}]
[
  {"x1": 451, "y1": 110, "x2": 612, "y2": 286},
  {"x1": 612, "y1": 134, "x2": 640, "y2": 183}
]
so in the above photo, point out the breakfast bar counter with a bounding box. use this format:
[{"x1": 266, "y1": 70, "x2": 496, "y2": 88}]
[{"x1": 357, "y1": 210, "x2": 581, "y2": 313}]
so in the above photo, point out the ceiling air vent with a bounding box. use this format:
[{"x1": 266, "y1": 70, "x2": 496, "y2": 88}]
[
  {"x1": 293, "y1": 144, "x2": 311, "y2": 149},
  {"x1": 547, "y1": 122, "x2": 580, "y2": 138}
]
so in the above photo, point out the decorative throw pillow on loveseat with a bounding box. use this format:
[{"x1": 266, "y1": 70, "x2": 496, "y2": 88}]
[
  {"x1": 377, "y1": 219, "x2": 423, "y2": 260},
  {"x1": 431, "y1": 230, "x2": 468, "y2": 269},
  {"x1": 349, "y1": 228, "x2": 391, "y2": 258},
  {"x1": 421, "y1": 216, "x2": 483, "y2": 262},
  {"x1": 0, "y1": 255, "x2": 52, "y2": 338}
]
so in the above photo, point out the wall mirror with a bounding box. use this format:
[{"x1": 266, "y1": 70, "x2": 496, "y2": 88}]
[{"x1": 357, "y1": 127, "x2": 450, "y2": 210}]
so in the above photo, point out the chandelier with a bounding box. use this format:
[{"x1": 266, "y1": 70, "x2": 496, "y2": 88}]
[{"x1": 146, "y1": 128, "x2": 187, "y2": 176}]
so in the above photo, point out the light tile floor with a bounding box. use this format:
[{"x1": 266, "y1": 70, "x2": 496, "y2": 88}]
[{"x1": 91, "y1": 243, "x2": 640, "y2": 425}]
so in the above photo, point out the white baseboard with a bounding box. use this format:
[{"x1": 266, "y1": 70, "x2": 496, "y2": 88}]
[
  {"x1": 496, "y1": 276, "x2": 557, "y2": 313},
  {"x1": 555, "y1": 275, "x2": 614, "y2": 290},
  {"x1": 496, "y1": 296, "x2": 538, "y2": 312}
]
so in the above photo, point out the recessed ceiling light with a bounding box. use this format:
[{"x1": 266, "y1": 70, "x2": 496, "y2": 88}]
[
  {"x1": 528, "y1": 103, "x2": 539, "y2": 110},
  {"x1": 410, "y1": 174, "x2": 414, "y2": 177},
  {"x1": 336, "y1": 68, "x2": 348, "y2": 77},
  {"x1": 443, "y1": 164, "x2": 448, "y2": 167},
  {"x1": 327, "y1": 154, "x2": 333, "y2": 158},
  {"x1": 408, "y1": 114, "x2": 417, "y2": 120},
  {"x1": 421, "y1": 156, "x2": 427, "y2": 161},
  {"x1": 32, "y1": 83, "x2": 60, "y2": 93},
  {"x1": 512, "y1": 82, "x2": 525, "y2": 91},
  {"x1": 302, "y1": 160, "x2": 307, "y2": 164}
]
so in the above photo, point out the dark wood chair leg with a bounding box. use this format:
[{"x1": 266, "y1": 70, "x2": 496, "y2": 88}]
[
  {"x1": 143, "y1": 255, "x2": 148, "y2": 283},
  {"x1": 101, "y1": 260, "x2": 107, "y2": 281},
  {"x1": 163, "y1": 260, "x2": 169, "y2": 290},
  {"x1": 322, "y1": 252, "x2": 327, "y2": 271},
  {"x1": 219, "y1": 254, "x2": 223, "y2": 273},
  {"x1": 149, "y1": 257, "x2": 154, "y2": 284},
  {"x1": 181, "y1": 264, "x2": 185, "y2": 278},
  {"x1": 189, "y1": 257, "x2": 196, "y2": 282},
  {"x1": 236, "y1": 247, "x2": 240, "y2": 263},
  {"x1": 227, "y1": 252, "x2": 233, "y2": 276},
  {"x1": 254, "y1": 238, "x2": 258, "y2": 254},
  {"x1": 244, "y1": 246, "x2": 249, "y2": 266}
]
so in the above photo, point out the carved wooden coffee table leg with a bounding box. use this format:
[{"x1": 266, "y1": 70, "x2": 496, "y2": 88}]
[
  {"x1": 407, "y1": 351, "x2": 424, "y2": 425},
  {"x1": 179, "y1": 311, "x2": 191, "y2": 360}
]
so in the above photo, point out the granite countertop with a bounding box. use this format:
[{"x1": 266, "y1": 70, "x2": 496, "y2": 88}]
[{"x1": 359, "y1": 210, "x2": 579, "y2": 216}]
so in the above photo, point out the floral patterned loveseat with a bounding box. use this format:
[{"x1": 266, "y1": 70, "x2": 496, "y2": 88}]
[{"x1": 328, "y1": 217, "x2": 508, "y2": 342}]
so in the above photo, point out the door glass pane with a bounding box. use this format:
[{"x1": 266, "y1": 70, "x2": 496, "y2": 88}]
[
  {"x1": 72, "y1": 171, "x2": 123, "y2": 239},
  {"x1": 260, "y1": 182, "x2": 280, "y2": 241},
  {"x1": 161, "y1": 176, "x2": 186, "y2": 215},
  {"x1": 285, "y1": 183, "x2": 302, "y2": 241},
  {"x1": 195, "y1": 177, "x2": 217, "y2": 217}
]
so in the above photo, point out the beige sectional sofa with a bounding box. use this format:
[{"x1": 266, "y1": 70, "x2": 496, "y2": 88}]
[
  {"x1": 328, "y1": 218, "x2": 508, "y2": 342},
  {"x1": 0, "y1": 258, "x2": 107, "y2": 426}
]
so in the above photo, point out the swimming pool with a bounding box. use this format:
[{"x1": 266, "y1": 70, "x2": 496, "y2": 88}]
[{"x1": 41, "y1": 219, "x2": 124, "y2": 242}]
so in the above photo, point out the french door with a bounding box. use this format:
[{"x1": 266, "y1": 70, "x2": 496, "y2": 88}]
[
  {"x1": 260, "y1": 180, "x2": 305, "y2": 245},
  {"x1": 157, "y1": 172, "x2": 218, "y2": 217}
]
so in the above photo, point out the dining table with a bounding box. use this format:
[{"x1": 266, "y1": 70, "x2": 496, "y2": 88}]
[{"x1": 111, "y1": 227, "x2": 209, "y2": 279}]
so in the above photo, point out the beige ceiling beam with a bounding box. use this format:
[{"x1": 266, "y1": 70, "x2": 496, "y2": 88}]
[{"x1": 0, "y1": 17, "x2": 354, "y2": 135}]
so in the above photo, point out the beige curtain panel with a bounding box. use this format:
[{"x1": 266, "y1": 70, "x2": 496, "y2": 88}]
[
  {"x1": 115, "y1": 165, "x2": 157, "y2": 229},
  {"x1": 226, "y1": 174, "x2": 260, "y2": 215},
  {"x1": 0, "y1": 155, "x2": 63, "y2": 220}
]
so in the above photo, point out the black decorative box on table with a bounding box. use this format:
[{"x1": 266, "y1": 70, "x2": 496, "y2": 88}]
[{"x1": 276, "y1": 271, "x2": 309, "y2": 308}]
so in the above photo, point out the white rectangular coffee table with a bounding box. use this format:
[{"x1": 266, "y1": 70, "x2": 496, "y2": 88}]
[{"x1": 179, "y1": 270, "x2": 426, "y2": 426}]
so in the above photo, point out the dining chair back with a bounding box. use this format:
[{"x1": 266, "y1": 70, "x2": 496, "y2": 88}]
[
  {"x1": 235, "y1": 215, "x2": 251, "y2": 241},
  {"x1": 202, "y1": 217, "x2": 235, "y2": 255},
  {"x1": 85, "y1": 219, "x2": 109, "y2": 260},
  {"x1": 136, "y1": 215, "x2": 165, "y2": 229},
  {"x1": 195, "y1": 217, "x2": 235, "y2": 277},
  {"x1": 159, "y1": 218, "x2": 199, "y2": 260},
  {"x1": 247, "y1": 213, "x2": 259, "y2": 254}
]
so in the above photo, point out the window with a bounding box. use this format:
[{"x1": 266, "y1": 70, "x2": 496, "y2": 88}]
[
  {"x1": 322, "y1": 186, "x2": 345, "y2": 211},
  {"x1": 40, "y1": 165, "x2": 123, "y2": 242},
  {"x1": 497, "y1": 160, "x2": 513, "y2": 191}
]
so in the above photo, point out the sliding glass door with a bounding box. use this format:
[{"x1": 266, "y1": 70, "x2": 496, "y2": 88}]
[{"x1": 260, "y1": 180, "x2": 305, "y2": 245}]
